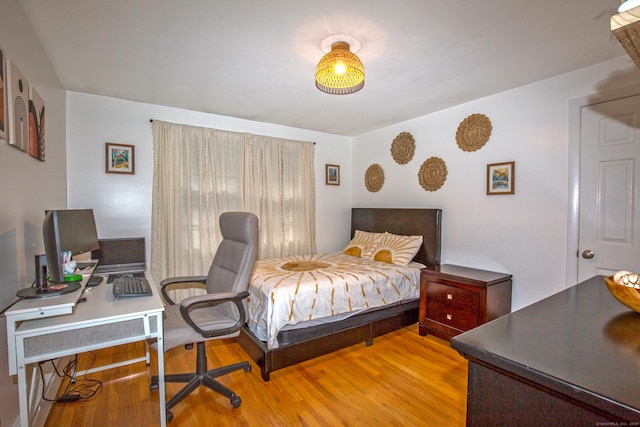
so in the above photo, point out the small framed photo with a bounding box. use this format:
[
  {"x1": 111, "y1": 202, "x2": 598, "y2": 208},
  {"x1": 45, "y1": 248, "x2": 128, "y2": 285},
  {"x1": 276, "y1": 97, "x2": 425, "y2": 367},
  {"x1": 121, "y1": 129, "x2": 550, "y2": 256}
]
[
  {"x1": 487, "y1": 161, "x2": 515, "y2": 195},
  {"x1": 0, "y1": 47, "x2": 6, "y2": 142},
  {"x1": 106, "y1": 142, "x2": 135, "y2": 174},
  {"x1": 326, "y1": 164, "x2": 340, "y2": 185}
]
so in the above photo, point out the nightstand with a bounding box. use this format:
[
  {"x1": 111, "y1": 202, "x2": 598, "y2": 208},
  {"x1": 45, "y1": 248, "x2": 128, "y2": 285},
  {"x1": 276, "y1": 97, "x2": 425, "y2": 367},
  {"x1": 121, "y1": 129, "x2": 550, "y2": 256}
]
[{"x1": 419, "y1": 264, "x2": 512, "y2": 341}]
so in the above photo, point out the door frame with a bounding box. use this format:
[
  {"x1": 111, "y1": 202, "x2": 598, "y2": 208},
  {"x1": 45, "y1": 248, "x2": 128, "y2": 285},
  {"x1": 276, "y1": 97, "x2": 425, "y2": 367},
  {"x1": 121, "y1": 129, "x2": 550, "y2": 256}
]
[{"x1": 567, "y1": 83, "x2": 640, "y2": 287}]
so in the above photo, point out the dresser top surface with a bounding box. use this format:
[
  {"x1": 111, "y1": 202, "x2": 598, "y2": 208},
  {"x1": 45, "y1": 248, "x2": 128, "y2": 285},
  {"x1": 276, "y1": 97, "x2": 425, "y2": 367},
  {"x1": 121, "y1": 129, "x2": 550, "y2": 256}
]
[
  {"x1": 452, "y1": 275, "x2": 640, "y2": 415},
  {"x1": 423, "y1": 264, "x2": 512, "y2": 286}
]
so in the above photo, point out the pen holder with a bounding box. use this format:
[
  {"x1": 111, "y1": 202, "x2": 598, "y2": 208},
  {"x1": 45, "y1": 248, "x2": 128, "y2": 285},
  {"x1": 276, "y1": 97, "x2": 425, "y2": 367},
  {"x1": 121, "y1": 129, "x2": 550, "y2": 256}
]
[{"x1": 63, "y1": 260, "x2": 77, "y2": 275}]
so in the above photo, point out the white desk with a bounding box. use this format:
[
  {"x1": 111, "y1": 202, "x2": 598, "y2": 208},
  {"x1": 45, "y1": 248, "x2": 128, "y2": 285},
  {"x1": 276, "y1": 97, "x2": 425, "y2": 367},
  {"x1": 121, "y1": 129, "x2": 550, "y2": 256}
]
[{"x1": 5, "y1": 269, "x2": 166, "y2": 427}]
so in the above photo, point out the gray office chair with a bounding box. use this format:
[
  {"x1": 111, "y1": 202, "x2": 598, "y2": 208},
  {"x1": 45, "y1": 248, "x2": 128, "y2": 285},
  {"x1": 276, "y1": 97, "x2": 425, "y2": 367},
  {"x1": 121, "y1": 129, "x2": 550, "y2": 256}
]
[{"x1": 150, "y1": 211, "x2": 259, "y2": 423}]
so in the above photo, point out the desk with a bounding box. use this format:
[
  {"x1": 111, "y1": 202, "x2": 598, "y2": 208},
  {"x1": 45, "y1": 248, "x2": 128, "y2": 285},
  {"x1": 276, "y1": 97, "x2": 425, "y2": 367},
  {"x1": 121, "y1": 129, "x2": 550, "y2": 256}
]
[
  {"x1": 451, "y1": 275, "x2": 640, "y2": 425},
  {"x1": 6, "y1": 268, "x2": 166, "y2": 427}
]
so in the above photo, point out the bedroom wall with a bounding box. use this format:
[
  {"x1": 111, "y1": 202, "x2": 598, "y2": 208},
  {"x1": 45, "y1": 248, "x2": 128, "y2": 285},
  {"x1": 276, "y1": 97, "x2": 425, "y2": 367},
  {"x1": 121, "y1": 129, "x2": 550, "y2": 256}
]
[
  {"x1": 0, "y1": 0, "x2": 68, "y2": 425},
  {"x1": 66, "y1": 92, "x2": 353, "y2": 258},
  {"x1": 352, "y1": 55, "x2": 640, "y2": 311}
]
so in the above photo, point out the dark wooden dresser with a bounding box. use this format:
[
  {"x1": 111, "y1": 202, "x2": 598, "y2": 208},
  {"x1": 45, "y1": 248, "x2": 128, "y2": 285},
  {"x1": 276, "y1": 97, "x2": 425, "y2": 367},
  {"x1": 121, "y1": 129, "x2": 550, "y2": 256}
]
[
  {"x1": 419, "y1": 264, "x2": 512, "y2": 341},
  {"x1": 451, "y1": 275, "x2": 640, "y2": 425}
]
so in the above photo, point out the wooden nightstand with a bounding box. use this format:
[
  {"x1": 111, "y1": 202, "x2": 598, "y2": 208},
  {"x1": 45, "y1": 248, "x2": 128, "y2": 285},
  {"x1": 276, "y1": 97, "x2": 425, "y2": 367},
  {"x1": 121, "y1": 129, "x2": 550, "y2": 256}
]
[{"x1": 419, "y1": 265, "x2": 512, "y2": 341}]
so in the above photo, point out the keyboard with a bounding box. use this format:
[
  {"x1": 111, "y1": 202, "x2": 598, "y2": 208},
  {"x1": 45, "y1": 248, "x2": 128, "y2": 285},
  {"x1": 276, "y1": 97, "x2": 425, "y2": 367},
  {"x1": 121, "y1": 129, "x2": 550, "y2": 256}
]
[
  {"x1": 112, "y1": 276, "x2": 152, "y2": 298},
  {"x1": 107, "y1": 272, "x2": 145, "y2": 284}
]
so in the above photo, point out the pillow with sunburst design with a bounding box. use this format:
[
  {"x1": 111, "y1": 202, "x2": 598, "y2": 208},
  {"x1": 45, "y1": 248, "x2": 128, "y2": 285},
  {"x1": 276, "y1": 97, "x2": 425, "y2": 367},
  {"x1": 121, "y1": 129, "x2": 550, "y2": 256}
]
[
  {"x1": 343, "y1": 230, "x2": 384, "y2": 258},
  {"x1": 371, "y1": 233, "x2": 423, "y2": 266}
]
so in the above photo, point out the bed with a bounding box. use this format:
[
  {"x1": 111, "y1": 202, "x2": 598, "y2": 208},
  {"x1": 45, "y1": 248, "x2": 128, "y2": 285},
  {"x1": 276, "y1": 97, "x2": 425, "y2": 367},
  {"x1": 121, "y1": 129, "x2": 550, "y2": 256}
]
[{"x1": 236, "y1": 208, "x2": 442, "y2": 381}]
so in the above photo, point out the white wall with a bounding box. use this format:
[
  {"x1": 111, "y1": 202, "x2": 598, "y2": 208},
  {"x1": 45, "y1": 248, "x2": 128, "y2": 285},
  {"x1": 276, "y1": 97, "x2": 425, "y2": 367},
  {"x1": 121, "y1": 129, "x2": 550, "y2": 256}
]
[
  {"x1": 353, "y1": 55, "x2": 640, "y2": 311},
  {"x1": 68, "y1": 56, "x2": 640, "y2": 313},
  {"x1": 0, "y1": 1, "x2": 68, "y2": 425},
  {"x1": 66, "y1": 92, "x2": 353, "y2": 258}
]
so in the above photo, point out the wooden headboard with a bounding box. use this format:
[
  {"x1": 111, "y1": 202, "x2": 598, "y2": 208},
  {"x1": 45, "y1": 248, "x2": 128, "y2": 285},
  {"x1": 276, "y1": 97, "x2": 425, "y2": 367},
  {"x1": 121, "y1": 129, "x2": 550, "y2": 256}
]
[{"x1": 351, "y1": 208, "x2": 442, "y2": 269}]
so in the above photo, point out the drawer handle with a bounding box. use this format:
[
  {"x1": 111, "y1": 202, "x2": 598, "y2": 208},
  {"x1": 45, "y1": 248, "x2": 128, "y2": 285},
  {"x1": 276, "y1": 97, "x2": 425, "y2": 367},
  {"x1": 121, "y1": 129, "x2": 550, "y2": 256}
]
[
  {"x1": 447, "y1": 293, "x2": 453, "y2": 300},
  {"x1": 446, "y1": 314, "x2": 452, "y2": 321}
]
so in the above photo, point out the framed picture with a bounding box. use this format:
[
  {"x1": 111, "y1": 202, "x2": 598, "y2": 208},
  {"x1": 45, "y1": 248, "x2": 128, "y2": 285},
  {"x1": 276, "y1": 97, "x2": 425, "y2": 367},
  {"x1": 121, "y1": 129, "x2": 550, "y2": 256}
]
[
  {"x1": 106, "y1": 142, "x2": 135, "y2": 174},
  {"x1": 29, "y1": 86, "x2": 45, "y2": 161},
  {"x1": 7, "y1": 59, "x2": 29, "y2": 152},
  {"x1": 0, "y1": 47, "x2": 6, "y2": 142},
  {"x1": 326, "y1": 164, "x2": 340, "y2": 185},
  {"x1": 487, "y1": 161, "x2": 515, "y2": 195}
]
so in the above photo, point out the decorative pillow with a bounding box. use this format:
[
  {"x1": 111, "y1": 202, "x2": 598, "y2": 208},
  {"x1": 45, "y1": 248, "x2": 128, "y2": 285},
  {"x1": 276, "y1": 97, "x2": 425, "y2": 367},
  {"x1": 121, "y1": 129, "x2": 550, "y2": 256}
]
[
  {"x1": 371, "y1": 233, "x2": 423, "y2": 266},
  {"x1": 343, "y1": 230, "x2": 384, "y2": 258}
]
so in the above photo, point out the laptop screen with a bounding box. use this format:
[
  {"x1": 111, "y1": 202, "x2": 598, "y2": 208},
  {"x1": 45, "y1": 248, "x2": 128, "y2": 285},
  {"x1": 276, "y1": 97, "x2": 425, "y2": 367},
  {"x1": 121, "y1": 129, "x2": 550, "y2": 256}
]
[{"x1": 95, "y1": 237, "x2": 146, "y2": 267}]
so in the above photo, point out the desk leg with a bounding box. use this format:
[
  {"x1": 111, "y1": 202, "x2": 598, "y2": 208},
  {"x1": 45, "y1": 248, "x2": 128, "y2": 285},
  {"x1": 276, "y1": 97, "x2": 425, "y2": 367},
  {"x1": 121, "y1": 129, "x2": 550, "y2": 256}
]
[
  {"x1": 7, "y1": 315, "x2": 18, "y2": 376},
  {"x1": 157, "y1": 314, "x2": 166, "y2": 427},
  {"x1": 16, "y1": 359, "x2": 29, "y2": 427}
]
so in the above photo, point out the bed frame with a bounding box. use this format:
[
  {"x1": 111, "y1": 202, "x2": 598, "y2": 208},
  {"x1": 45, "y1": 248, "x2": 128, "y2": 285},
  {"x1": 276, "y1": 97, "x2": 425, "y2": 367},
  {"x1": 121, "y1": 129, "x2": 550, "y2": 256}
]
[{"x1": 236, "y1": 208, "x2": 442, "y2": 381}]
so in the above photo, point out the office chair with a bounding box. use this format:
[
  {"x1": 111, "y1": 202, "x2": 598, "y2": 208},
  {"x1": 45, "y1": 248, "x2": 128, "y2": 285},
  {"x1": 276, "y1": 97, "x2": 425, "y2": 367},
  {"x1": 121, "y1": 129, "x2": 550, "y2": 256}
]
[{"x1": 150, "y1": 211, "x2": 259, "y2": 422}]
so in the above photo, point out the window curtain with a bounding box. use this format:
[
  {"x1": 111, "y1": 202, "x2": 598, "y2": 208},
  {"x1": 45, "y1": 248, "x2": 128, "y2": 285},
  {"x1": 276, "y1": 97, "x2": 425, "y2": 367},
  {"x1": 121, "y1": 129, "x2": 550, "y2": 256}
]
[{"x1": 150, "y1": 120, "x2": 316, "y2": 286}]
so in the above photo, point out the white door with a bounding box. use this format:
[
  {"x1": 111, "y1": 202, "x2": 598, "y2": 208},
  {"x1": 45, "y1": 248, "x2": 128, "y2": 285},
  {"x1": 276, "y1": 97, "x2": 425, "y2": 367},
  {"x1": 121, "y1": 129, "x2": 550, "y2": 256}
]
[{"x1": 578, "y1": 95, "x2": 640, "y2": 282}]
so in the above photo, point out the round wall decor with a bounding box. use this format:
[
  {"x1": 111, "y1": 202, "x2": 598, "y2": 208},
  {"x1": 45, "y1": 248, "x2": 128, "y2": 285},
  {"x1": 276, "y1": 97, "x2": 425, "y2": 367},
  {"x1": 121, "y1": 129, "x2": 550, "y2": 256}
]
[
  {"x1": 456, "y1": 113, "x2": 492, "y2": 152},
  {"x1": 418, "y1": 157, "x2": 447, "y2": 191},
  {"x1": 364, "y1": 163, "x2": 385, "y2": 192},
  {"x1": 390, "y1": 132, "x2": 415, "y2": 164}
]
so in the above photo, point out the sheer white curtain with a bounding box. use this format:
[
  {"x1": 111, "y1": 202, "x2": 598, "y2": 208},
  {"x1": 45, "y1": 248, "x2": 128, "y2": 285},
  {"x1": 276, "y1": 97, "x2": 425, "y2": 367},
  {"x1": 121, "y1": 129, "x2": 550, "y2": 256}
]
[{"x1": 150, "y1": 120, "x2": 316, "y2": 285}]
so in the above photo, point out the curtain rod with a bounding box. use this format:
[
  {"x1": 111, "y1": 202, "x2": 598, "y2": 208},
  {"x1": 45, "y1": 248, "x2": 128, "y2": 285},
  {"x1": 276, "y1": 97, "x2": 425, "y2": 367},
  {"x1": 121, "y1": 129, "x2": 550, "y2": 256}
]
[{"x1": 149, "y1": 119, "x2": 315, "y2": 144}]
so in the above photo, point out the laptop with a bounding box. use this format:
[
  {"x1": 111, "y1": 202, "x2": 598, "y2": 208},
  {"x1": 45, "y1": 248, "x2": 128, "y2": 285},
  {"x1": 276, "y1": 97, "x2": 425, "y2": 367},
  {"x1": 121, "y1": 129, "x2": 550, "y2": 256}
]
[{"x1": 93, "y1": 237, "x2": 146, "y2": 283}]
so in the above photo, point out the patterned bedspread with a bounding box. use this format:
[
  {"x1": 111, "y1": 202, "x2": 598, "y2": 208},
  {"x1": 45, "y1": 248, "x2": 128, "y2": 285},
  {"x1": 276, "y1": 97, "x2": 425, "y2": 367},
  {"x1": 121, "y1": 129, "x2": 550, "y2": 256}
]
[{"x1": 247, "y1": 252, "x2": 422, "y2": 349}]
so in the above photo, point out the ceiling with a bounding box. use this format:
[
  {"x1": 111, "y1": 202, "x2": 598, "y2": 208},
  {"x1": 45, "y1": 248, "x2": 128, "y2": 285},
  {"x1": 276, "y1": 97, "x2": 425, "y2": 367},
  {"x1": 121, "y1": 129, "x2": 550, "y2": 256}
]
[{"x1": 19, "y1": 0, "x2": 628, "y2": 136}]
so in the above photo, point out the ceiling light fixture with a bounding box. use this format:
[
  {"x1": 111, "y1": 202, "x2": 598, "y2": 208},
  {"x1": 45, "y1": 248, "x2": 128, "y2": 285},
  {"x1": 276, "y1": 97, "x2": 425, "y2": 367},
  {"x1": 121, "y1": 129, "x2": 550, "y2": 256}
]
[
  {"x1": 315, "y1": 41, "x2": 365, "y2": 95},
  {"x1": 619, "y1": 0, "x2": 640, "y2": 12}
]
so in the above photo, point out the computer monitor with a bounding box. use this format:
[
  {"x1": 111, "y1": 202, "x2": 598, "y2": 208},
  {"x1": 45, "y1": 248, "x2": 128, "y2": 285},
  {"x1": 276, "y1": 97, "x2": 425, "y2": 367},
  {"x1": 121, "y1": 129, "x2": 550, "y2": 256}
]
[
  {"x1": 42, "y1": 210, "x2": 65, "y2": 284},
  {"x1": 16, "y1": 209, "x2": 98, "y2": 298},
  {"x1": 54, "y1": 209, "x2": 101, "y2": 258}
]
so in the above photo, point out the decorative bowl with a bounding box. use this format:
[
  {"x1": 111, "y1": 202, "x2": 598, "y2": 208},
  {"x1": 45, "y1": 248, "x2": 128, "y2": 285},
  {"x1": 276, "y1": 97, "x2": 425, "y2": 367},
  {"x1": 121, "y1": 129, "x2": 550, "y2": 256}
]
[{"x1": 605, "y1": 274, "x2": 640, "y2": 313}]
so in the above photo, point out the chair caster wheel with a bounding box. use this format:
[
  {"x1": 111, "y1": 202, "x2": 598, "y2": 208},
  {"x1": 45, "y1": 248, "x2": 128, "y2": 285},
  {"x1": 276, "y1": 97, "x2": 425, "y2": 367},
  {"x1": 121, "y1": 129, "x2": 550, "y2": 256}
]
[
  {"x1": 150, "y1": 376, "x2": 158, "y2": 391},
  {"x1": 231, "y1": 395, "x2": 242, "y2": 408},
  {"x1": 244, "y1": 364, "x2": 251, "y2": 373},
  {"x1": 167, "y1": 411, "x2": 174, "y2": 422}
]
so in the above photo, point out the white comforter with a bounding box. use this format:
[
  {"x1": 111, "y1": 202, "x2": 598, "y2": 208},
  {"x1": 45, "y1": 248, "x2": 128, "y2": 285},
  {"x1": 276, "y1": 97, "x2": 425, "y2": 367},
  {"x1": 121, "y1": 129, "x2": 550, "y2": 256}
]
[{"x1": 247, "y1": 252, "x2": 422, "y2": 349}]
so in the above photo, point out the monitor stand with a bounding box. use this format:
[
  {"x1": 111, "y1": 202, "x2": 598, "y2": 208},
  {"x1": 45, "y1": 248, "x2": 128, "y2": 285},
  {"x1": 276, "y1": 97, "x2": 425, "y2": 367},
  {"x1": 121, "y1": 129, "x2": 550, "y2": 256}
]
[{"x1": 16, "y1": 281, "x2": 82, "y2": 299}]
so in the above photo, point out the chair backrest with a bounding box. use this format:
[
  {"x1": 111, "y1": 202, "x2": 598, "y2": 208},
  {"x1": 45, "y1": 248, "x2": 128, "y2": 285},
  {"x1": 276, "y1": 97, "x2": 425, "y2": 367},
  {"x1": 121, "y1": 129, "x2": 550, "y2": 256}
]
[{"x1": 206, "y1": 212, "x2": 259, "y2": 295}]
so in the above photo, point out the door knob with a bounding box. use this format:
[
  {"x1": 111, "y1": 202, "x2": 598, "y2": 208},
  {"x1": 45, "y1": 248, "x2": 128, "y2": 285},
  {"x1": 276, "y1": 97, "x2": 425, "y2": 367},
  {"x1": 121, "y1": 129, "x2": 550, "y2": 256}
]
[{"x1": 581, "y1": 250, "x2": 595, "y2": 259}]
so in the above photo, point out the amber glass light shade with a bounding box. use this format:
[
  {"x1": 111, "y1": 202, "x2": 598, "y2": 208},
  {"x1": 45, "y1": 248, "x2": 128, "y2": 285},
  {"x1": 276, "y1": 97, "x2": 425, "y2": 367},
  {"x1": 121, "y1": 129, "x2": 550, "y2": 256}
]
[{"x1": 315, "y1": 42, "x2": 365, "y2": 95}]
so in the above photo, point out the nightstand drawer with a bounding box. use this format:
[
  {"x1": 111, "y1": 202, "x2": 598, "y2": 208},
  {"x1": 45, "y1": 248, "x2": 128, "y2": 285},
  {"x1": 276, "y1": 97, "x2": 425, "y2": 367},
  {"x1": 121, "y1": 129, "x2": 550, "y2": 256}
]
[
  {"x1": 426, "y1": 300, "x2": 478, "y2": 331},
  {"x1": 425, "y1": 281, "x2": 479, "y2": 309}
]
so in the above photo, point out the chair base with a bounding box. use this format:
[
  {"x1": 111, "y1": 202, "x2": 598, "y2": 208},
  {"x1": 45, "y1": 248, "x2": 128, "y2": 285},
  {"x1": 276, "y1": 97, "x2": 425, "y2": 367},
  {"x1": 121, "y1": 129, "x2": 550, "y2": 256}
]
[{"x1": 151, "y1": 341, "x2": 251, "y2": 422}]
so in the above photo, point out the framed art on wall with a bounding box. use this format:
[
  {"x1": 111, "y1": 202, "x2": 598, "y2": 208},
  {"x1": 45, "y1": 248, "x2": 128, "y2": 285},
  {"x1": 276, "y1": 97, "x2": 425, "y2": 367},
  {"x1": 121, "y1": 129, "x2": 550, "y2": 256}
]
[
  {"x1": 7, "y1": 60, "x2": 29, "y2": 152},
  {"x1": 29, "y1": 86, "x2": 45, "y2": 161},
  {"x1": 106, "y1": 142, "x2": 135, "y2": 174},
  {"x1": 0, "y1": 47, "x2": 6, "y2": 142},
  {"x1": 326, "y1": 164, "x2": 340, "y2": 185},
  {"x1": 487, "y1": 161, "x2": 515, "y2": 195}
]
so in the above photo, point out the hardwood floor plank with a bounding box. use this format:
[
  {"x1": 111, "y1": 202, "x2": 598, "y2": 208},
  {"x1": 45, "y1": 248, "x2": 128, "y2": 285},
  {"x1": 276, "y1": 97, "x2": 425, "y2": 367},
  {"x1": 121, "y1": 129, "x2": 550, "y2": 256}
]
[{"x1": 45, "y1": 325, "x2": 467, "y2": 426}]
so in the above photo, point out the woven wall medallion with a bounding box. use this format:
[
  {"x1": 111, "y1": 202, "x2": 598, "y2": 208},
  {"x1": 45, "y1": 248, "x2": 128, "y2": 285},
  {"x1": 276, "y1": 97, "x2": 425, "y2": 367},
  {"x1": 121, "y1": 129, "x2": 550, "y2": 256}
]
[
  {"x1": 456, "y1": 113, "x2": 492, "y2": 152},
  {"x1": 364, "y1": 163, "x2": 385, "y2": 192},
  {"x1": 390, "y1": 132, "x2": 415, "y2": 164},
  {"x1": 418, "y1": 157, "x2": 447, "y2": 191}
]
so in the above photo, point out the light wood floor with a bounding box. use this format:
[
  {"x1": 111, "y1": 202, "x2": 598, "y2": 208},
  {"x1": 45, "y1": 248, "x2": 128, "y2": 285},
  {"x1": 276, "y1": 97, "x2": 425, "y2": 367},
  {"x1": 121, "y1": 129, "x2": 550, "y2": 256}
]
[{"x1": 44, "y1": 325, "x2": 468, "y2": 426}]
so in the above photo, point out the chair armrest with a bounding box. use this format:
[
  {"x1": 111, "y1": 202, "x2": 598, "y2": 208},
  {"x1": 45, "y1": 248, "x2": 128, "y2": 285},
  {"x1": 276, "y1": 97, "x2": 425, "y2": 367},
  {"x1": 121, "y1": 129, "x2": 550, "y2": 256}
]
[
  {"x1": 159, "y1": 276, "x2": 207, "y2": 305},
  {"x1": 179, "y1": 291, "x2": 249, "y2": 339}
]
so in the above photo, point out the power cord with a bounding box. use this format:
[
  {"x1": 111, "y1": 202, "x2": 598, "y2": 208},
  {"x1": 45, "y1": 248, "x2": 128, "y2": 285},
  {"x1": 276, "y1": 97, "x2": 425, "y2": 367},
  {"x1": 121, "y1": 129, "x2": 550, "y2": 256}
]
[
  {"x1": 38, "y1": 352, "x2": 103, "y2": 403},
  {"x1": 0, "y1": 280, "x2": 34, "y2": 316}
]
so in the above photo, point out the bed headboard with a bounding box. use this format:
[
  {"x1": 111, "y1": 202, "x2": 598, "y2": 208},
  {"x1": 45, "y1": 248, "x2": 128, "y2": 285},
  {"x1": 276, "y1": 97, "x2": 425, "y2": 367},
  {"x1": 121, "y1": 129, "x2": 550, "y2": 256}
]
[{"x1": 350, "y1": 208, "x2": 442, "y2": 269}]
